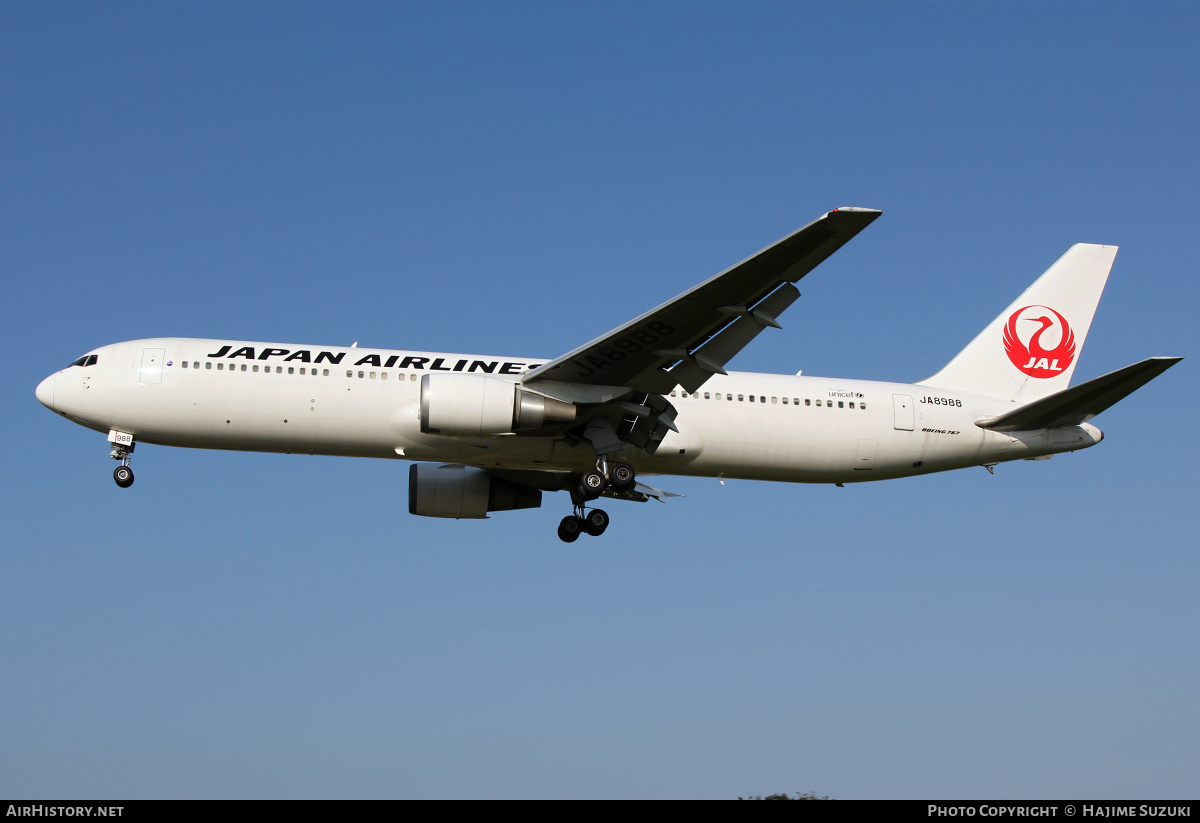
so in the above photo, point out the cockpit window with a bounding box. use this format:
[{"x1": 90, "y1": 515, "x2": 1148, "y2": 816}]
[{"x1": 69, "y1": 355, "x2": 99, "y2": 367}]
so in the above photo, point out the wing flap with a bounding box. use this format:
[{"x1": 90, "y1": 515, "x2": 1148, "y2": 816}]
[{"x1": 666, "y1": 282, "x2": 801, "y2": 393}]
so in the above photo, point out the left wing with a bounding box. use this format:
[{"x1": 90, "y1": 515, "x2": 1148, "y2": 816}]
[{"x1": 523, "y1": 207, "x2": 882, "y2": 395}]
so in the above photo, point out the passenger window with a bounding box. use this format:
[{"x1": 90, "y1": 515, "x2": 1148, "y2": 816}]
[
  {"x1": 205, "y1": 362, "x2": 212, "y2": 370},
  {"x1": 358, "y1": 371, "x2": 364, "y2": 378},
  {"x1": 849, "y1": 402, "x2": 855, "y2": 409},
  {"x1": 370, "y1": 372, "x2": 376, "y2": 379},
  {"x1": 749, "y1": 395, "x2": 755, "y2": 402},
  {"x1": 704, "y1": 392, "x2": 710, "y2": 400},
  {"x1": 217, "y1": 363, "x2": 224, "y2": 370},
  {"x1": 288, "y1": 367, "x2": 294, "y2": 374},
  {"x1": 782, "y1": 397, "x2": 788, "y2": 404},
  {"x1": 771, "y1": 397, "x2": 777, "y2": 404},
  {"x1": 182, "y1": 361, "x2": 188, "y2": 369},
  {"x1": 738, "y1": 395, "x2": 744, "y2": 401},
  {"x1": 323, "y1": 369, "x2": 330, "y2": 376},
  {"x1": 252, "y1": 365, "x2": 259, "y2": 372},
  {"x1": 860, "y1": 403, "x2": 867, "y2": 410},
  {"x1": 670, "y1": 391, "x2": 677, "y2": 397},
  {"x1": 409, "y1": 374, "x2": 415, "y2": 381},
  {"x1": 193, "y1": 362, "x2": 199, "y2": 369},
  {"x1": 815, "y1": 399, "x2": 821, "y2": 406},
  {"x1": 804, "y1": 398, "x2": 810, "y2": 406},
  {"x1": 381, "y1": 372, "x2": 387, "y2": 380},
  {"x1": 276, "y1": 366, "x2": 282, "y2": 373},
  {"x1": 346, "y1": 370, "x2": 353, "y2": 377},
  {"x1": 760, "y1": 396, "x2": 766, "y2": 403},
  {"x1": 240, "y1": 364, "x2": 247, "y2": 372}
]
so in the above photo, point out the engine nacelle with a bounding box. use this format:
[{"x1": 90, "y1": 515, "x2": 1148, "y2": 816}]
[
  {"x1": 420, "y1": 373, "x2": 575, "y2": 436},
  {"x1": 408, "y1": 463, "x2": 542, "y2": 519}
]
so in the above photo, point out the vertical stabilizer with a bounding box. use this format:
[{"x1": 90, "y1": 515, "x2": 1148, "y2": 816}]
[{"x1": 919, "y1": 244, "x2": 1117, "y2": 404}]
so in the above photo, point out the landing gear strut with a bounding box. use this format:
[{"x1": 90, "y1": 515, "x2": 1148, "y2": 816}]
[{"x1": 109, "y1": 432, "x2": 135, "y2": 488}]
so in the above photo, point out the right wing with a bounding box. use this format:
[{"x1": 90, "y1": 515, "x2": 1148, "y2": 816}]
[{"x1": 523, "y1": 207, "x2": 882, "y2": 395}]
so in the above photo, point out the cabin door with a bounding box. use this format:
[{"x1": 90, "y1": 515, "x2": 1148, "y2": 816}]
[
  {"x1": 892, "y1": 394, "x2": 914, "y2": 431},
  {"x1": 139, "y1": 348, "x2": 166, "y2": 384}
]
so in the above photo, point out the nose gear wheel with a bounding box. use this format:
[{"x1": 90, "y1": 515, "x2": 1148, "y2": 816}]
[{"x1": 109, "y1": 438, "x2": 136, "y2": 488}]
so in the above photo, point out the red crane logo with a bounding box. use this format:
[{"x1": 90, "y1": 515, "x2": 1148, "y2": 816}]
[{"x1": 1003, "y1": 305, "x2": 1075, "y2": 378}]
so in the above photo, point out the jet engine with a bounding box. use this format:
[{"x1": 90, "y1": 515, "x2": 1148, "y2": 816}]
[
  {"x1": 408, "y1": 463, "x2": 542, "y2": 519},
  {"x1": 419, "y1": 374, "x2": 575, "y2": 436}
]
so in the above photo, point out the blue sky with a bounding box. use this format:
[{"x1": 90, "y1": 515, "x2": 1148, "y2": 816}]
[{"x1": 2, "y1": 2, "x2": 1196, "y2": 799}]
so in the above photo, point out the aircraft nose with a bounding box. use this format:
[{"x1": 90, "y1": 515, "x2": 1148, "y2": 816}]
[{"x1": 35, "y1": 373, "x2": 56, "y2": 411}]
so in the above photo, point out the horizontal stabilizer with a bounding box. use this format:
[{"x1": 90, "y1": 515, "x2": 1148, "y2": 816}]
[{"x1": 974, "y1": 356, "x2": 1182, "y2": 432}]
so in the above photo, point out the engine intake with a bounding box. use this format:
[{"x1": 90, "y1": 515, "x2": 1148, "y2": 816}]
[
  {"x1": 420, "y1": 374, "x2": 575, "y2": 436},
  {"x1": 408, "y1": 463, "x2": 542, "y2": 519}
]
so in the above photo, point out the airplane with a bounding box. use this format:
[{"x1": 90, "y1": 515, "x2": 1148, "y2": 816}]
[{"x1": 35, "y1": 208, "x2": 1181, "y2": 542}]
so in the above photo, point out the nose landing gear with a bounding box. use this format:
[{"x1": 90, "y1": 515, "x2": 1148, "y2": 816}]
[{"x1": 108, "y1": 431, "x2": 136, "y2": 488}]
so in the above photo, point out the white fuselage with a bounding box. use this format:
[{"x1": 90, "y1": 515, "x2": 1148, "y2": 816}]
[{"x1": 36, "y1": 337, "x2": 1103, "y2": 484}]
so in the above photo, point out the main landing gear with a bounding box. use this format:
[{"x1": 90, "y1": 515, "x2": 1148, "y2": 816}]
[
  {"x1": 109, "y1": 433, "x2": 136, "y2": 488},
  {"x1": 556, "y1": 459, "x2": 635, "y2": 542},
  {"x1": 557, "y1": 507, "x2": 609, "y2": 543}
]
